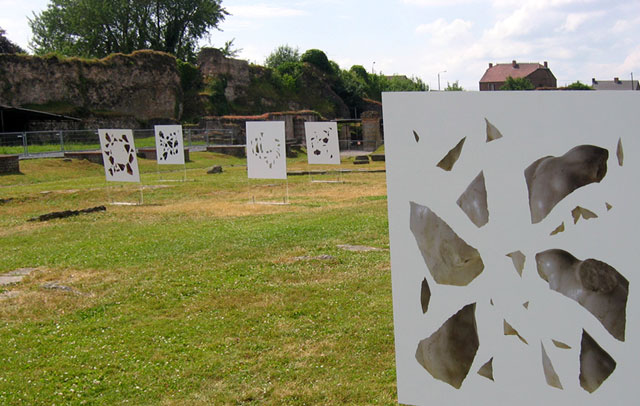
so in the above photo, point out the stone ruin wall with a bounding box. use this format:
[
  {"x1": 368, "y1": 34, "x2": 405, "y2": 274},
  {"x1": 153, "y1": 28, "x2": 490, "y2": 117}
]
[
  {"x1": 0, "y1": 50, "x2": 182, "y2": 122},
  {"x1": 197, "y1": 48, "x2": 250, "y2": 102}
]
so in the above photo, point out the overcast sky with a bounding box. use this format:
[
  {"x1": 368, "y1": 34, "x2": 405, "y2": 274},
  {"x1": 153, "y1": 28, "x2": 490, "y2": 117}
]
[{"x1": 2, "y1": 0, "x2": 639, "y2": 90}]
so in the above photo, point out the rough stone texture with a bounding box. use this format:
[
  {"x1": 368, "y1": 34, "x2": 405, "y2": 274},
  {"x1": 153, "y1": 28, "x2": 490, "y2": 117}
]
[
  {"x1": 0, "y1": 154, "x2": 20, "y2": 174},
  {"x1": 207, "y1": 165, "x2": 223, "y2": 174},
  {"x1": 64, "y1": 151, "x2": 104, "y2": 165},
  {"x1": 197, "y1": 48, "x2": 251, "y2": 101},
  {"x1": 0, "y1": 268, "x2": 36, "y2": 286},
  {"x1": 0, "y1": 50, "x2": 182, "y2": 122},
  {"x1": 361, "y1": 111, "x2": 382, "y2": 151},
  {"x1": 206, "y1": 145, "x2": 246, "y2": 157}
]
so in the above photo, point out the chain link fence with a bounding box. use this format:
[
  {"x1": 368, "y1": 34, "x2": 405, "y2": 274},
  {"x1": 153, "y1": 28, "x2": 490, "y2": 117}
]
[{"x1": 0, "y1": 128, "x2": 236, "y2": 158}]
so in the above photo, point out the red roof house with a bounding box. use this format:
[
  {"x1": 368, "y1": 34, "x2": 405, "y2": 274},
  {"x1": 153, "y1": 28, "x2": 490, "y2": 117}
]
[{"x1": 479, "y1": 60, "x2": 557, "y2": 91}]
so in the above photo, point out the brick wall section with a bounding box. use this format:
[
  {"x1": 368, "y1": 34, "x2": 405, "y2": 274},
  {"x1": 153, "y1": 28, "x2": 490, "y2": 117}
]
[{"x1": 0, "y1": 155, "x2": 20, "y2": 174}]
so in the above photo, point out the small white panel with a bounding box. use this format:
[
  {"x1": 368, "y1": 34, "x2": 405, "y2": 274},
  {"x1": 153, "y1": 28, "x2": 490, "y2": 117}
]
[
  {"x1": 98, "y1": 129, "x2": 140, "y2": 183},
  {"x1": 305, "y1": 121, "x2": 341, "y2": 165},
  {"x1": 154, "y1": 125, "x2": 185, "y2": 165},
  {"x1": 246, "y1": 121, "x2": 287, "y2": 180}
]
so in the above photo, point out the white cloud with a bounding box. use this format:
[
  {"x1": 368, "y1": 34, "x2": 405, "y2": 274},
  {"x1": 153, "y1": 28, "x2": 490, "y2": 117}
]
[
  {"x1": 558, "y1": 11, "x2": 603, "y2": 32},
  {"x1": 403, "y1": 0, "x2": 478, "y2": 5},
  {"x1": 416, "y1": 18, "x2": 473, "y2": 42},
  {"x1": 227, "y1": 5, "x2": 308, "y2": 19}
]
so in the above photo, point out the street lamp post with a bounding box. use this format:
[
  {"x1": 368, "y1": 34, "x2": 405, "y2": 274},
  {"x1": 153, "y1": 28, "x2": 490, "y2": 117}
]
[
  {"x1": 438, "y1": 70, "x2": 447, "y2": 91},
  {"x1": 372, "y1": 61, "x2": 376, "y2": 74}
]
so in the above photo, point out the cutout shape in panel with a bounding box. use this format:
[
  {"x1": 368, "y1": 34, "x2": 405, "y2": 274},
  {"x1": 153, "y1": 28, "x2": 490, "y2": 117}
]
[
  {"x1": 552, "y1": 340, "x2": 571, "y2": 350},
  {"x1": 421, "y1": 277, "x2": 431, "y2": 314},
  {"x1": 523, "y1": 301, "x2": 529, "y2": 309},
  {"x1": 485, "y1": 118, "x2": 503, "y2": 142},
  {"x1": 617, "y1": 138, "x2": 623, "y2": 167},
  {"x1": 606, "y1": 202, "x2": 613, "y2": 211},
  {"x1": 413, "y1": 130, "x2": 420, "y2": 143},
  {"x1": 572, "y1": 206, "x2": 598, "y2": 224},
  {"x1": 415, "y1": 303, "x2": 479, "y2": 389},
  {"x1": 410, "y1": 201, "x2": 484, "y2": 286},
  {"x1": 536, "y1": 249, "x2": 628, "y2": 341},
  {"x1": 477, "y1": 357, "x2": 494, "y2": 381},
  {"x1": 504, "y1": 319, "x2": 528, "y2": 344},
  {"x1": 154, "y1": 125, "x2": 185, "y2": 165},
  {"x1": 437, "y1": 137, "x2": 466, "y2": 171},
  {"x1": 246, "y1": 121, "x2": 287, "y2": 179},
  {"x1": 506, "y1": 251, "x2": 526, "y2": 277},
  {"x1": 525, "y1": 145, "x2": 608, "y2": 224},
  {"x1": 541, "y1": 343, "x2": 563, "y2": 389},
  {"x1": 98, "y1": 129, "x2": 140, "y2": 183},
  {"x1": 550, "y1": 222, "x2": 565, "y2": 236},
  {"x1": 304, "y1": 122, "x2": 340, "y2": 165},
  {"x1": 457, "y1": 171, "x2": 489, "y2": 228},
  {"x1": 580, "y1": 330, "x2": 616, "y2": 393}
]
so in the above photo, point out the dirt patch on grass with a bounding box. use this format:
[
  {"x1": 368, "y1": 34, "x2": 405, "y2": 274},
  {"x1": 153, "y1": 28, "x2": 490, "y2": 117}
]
[{"x1": 0, "y1": 267, "x2": 117, "y2": 322}]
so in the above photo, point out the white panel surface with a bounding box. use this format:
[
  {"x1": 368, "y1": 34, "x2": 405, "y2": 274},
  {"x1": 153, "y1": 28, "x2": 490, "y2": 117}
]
[
  {"x1": 305, "y1": 122, "x2": 341, "y2": 165},
  {"x1": 98, "y1": 129, "x2": 140, "y2": 183},
  {"x1": 154, "y1": 125, "x2": 185, "y2": 165},
  {"x1": 246, "y1": 121, "x2": 287, "y2": 180},
  {"x1": 382, "y1": 91, "x2": 640, "y2": 406}
]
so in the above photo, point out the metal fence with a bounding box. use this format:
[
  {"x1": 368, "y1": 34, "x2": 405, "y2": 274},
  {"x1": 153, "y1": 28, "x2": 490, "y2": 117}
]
[{"x1": 0, "y1": 128, "x2": 237, "y2": 158}]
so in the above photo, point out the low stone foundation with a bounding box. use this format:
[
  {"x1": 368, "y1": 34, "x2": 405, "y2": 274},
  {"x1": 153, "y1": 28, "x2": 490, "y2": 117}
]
[
  {"x1": 206, "y1": 145, "x2": 246, "y2": 157},
  {"x1": 0, "y1": 155, "x2": 20, "y2": 174},
  {"x1": 137, "y1": 147, "x2": 190, "y2": 162},
  {"x1": 64, "y1": 151, "x2": 103, "y2": 165}
]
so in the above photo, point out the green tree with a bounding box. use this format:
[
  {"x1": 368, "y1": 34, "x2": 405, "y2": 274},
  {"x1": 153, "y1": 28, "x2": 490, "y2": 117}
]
[
  {"x1": 444, "y1": 81, "x2": 464, "y2": 91},
  {"x1": 565, "y1": 80, "x2": 593, "y2": 90},
  {"x1": 500, "y1": 76, "x2": 535, "y2": 90},
  {"x1": 0, "y1": 27, "x2": 25, "y2": 54},
  {"x1": 264, "y1": 44, "x2": 300, "y2": 69},
  {"x1": 29, "y1": 0, "x2": 227, "y2": 61},
  {"x1": 219, "y1": 38, "x2": 241, "y2": 58},
  {"x1": 300, "y1": 49, "x2": 332, "y2": 73}
]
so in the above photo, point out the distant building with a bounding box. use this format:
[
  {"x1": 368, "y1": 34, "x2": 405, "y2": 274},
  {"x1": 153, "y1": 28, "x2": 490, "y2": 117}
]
[
  {"x1": 591, "y1": 77, "x2": 640, "y2": 90},
  {"x1": 479, "y1": 60, "x2": 557, "y2": 91}
]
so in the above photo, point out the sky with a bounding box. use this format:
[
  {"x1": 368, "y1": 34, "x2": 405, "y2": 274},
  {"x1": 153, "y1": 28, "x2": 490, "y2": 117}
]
[{"x1": 2, "y1": 0, "x2": 640, "y2": 90}]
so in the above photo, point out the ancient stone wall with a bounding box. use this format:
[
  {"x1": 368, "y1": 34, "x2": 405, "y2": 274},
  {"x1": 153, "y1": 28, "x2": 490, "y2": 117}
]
[
  {"x1": 0, "y1": 51, "x2": 182, "y2": 122},
  {"x1": 197, "y1": 48, "x2": 250, "y2": 101}
]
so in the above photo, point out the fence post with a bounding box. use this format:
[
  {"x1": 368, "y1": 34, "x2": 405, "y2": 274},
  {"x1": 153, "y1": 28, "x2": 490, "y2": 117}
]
[
  {"x1": 187, "y1": 129, "x2": 192, "y2": 147},
  {"x1": 59, "y1": 131, "x2": 65, "y2": 152},
  {"x1": 22, "y1": 132, "x2": 28, "y2": 156}
]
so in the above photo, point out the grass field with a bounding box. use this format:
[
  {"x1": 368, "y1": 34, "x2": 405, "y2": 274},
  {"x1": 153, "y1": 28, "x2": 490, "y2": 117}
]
[{"x1": 0, "y1": 151, "x2": 395, "y2": 405}]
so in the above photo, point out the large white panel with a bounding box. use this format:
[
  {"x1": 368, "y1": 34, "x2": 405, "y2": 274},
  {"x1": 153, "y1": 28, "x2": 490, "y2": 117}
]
[
  {"x1": 154, "y1": 125, "x2": 185, "y2": 165},
  {"x1": 305, "y1": 121, "x2": 341, "y2": 165},
  {"x1": 382, "y1": 91, "x2": 640, "y2": 405},
  {"x1": 246, "y1": 121, "x2": 287, "y2": 180},
  {"x1": 98, "y1": 129, "x2": 140, "y2": 183}
]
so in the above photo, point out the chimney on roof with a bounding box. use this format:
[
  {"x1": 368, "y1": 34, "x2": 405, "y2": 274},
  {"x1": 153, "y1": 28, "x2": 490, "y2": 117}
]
[
  {"x1": 614, "y1": 77, "x2": 619, "y2": 83},
  {"x1": 512, "y1": 60, "x2": 517, "y2": 67},
  {"x1": 489, "y1": 63, "x2": 493, "y2": 68},
  {"x1": 543, "y1": 61, "x2": 548, "y2": 68}
]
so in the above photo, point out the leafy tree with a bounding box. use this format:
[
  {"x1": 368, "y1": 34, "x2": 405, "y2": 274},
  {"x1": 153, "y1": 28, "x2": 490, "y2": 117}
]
[
  {"x1": 219, "y1": 38, "x2": 241, "y2": 58},
  {"x1": 264, "y1": 44, "x2": 300, "y2": 69},
  {"x1": 500, "y1": 76, "x2": 535, "y2": 90},
  {"x1": 444, "y1": 81, "x2": 464, "y2": 91},
  {"x1": 565, "y1": 80, "x2": 593, "y2": 90},
  {"x1": 301, "y1": 49, "x2": 332, "y2": 73},
  {"x1": 0, "y1": 27, "x2": 25, "y2": 54},
  {"x1": 29, "y1": 0, "x2": 227, "y2": 61}
]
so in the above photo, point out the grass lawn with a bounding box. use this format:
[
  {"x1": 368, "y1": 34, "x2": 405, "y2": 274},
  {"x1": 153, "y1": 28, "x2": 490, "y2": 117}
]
[{"x1": 0, "y1": 151, "x2": 395, "y2": 405}]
